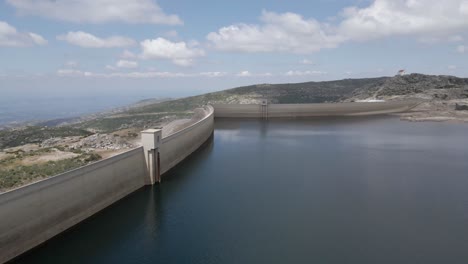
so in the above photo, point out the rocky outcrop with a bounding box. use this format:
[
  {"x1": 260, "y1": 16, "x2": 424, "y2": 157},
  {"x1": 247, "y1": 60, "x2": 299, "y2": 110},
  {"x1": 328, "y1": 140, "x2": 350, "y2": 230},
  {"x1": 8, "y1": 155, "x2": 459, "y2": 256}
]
[
  {"x1": 347, "y1": 74, "x2": 468, "y2": 101},
  {"x1": 71, "y1": 134, "x2": 135, "y2": 150},
  {"x1": 455, "y1": 103, "x2": 468, "y2": 111}
]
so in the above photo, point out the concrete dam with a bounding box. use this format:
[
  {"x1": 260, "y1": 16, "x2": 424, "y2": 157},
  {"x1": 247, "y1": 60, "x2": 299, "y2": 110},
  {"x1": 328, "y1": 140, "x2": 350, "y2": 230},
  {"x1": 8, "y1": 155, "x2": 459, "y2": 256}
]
[{"x1": 0, "y1": 101, "x2": 418, "y2": 263}]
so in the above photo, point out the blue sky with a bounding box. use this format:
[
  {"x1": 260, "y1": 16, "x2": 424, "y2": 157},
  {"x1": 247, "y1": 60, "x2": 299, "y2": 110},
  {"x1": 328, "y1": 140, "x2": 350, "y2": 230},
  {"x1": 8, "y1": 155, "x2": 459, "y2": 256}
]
[{"x1": 1, "y1": 0, "x2": 468, "y2": 100}]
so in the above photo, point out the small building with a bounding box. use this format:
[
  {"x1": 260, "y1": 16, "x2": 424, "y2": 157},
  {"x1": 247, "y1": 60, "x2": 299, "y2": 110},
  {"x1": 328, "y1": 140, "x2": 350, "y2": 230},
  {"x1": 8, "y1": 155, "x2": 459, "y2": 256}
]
[{"x1": 397, "y1": 69, "x2": 406, "y2": 76}]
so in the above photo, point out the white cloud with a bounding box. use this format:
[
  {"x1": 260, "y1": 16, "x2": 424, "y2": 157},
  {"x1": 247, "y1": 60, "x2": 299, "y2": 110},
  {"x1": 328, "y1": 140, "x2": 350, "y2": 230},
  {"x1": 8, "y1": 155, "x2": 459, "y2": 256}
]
[
  {"x1": 199, "y1": 72, "x2": 227, "y2": 77},
  {"x1": 237, "y1": 71, "x2": 252, "y2": 77},
  {"x1": 28, "y1": 32, "x2": 47, "y2": 45},
  {"x1": 57, "y1": 69, "x2": 91, "y2": 77},
  {"x1": 171, "y1": 59, "x2": 192, "y2": 67},
  {"x1": 140, "y1": 37, "x2": 205, "y2": 66},
  {"x1": 457, "y1": 45, "x2": 466, "y2": 53},
  {"x1": 236, "y1": 70, "x2": 272, "y2": 77},
  {"x1": 56, "y1": 69, "x2": 228, "y2": 78},
  {"x1": 0, "y1": 21, "x2": 47, "y2": 47},
  {"x1": 57, "y1": 31, "x2": 135, "y2": 48},
  {"x1": 105, "y1": 65, "x2": 117, "y2": 71},
  {"x1": 284, "y1": 70, "x2": 327, "y2": 76},
  {"x1": 56, "y1": 69, "x2": 173, "y2": 78},
  {"x1": 121, "y1": 50, "x2": 137, "y2": 59},
  {"x1": 300, "y1": 59, "x2": 314, "y2": 65},
  {"x1": 105, "y1": 59, "x2": 139, "y2": 70},
  {"x1": 208, "y1": 1, "x2": 468, "y2": 54},
  {"x1": 7, "y1": 0, "x2": 182, "y2": 25},
  {"x1": 339, "y1": 0, "x2": 468, "y2": 41},
  {"x1": 207, "y1": 10, "x2": 343, "y2": 53},
  {"x1": 116, "y1": 60, "x2": 138, "y2": 68},
  {"x1": 448, "y1": 65, "x2": 457, "y2": 70}
]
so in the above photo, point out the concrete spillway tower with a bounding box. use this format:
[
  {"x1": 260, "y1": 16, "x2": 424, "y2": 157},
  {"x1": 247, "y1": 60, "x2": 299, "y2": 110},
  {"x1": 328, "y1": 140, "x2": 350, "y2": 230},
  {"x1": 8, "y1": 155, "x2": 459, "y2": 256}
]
[
  {"x1": 261, "y1": 99, "x2": 268, "y2": 120},
  {"x1": 141, "y1": 128, "x2": 162, "y2": 185}
]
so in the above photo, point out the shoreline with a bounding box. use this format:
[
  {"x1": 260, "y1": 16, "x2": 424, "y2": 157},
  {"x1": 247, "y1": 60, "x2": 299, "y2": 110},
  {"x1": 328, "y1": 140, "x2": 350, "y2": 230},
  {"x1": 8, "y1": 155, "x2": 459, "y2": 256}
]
[{"x1": 394, "y1": 100, "x2": 468, "y2": 123}]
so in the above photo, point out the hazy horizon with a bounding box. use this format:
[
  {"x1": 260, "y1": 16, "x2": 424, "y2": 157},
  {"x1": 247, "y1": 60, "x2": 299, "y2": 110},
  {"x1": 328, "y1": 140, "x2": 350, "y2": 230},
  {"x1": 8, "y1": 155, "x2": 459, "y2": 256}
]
[{"x1": 1, "y1": 71, "x2": 467, "y2": 126}]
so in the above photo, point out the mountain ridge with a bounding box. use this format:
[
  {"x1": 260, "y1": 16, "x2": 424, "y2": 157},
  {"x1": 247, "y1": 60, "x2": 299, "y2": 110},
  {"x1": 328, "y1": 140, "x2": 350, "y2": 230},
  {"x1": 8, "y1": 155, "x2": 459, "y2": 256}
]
[{"x1": 128, "y1": 73, "x2": 468, "y2": 114}]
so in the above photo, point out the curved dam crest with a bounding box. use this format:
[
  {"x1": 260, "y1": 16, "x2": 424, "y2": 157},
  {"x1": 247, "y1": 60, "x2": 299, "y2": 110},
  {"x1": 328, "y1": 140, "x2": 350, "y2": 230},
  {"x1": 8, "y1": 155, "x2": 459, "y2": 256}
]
[{"x1": 0, "y1": 101, "x2": 417, "y2": 263}]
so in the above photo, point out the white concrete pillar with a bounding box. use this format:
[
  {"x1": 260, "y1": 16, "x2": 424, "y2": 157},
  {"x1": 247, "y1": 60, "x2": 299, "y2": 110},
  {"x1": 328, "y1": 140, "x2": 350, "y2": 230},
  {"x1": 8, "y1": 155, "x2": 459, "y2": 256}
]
[
  {"x1": 261, "y1": 99, "x2": 268, "y2": 120},
  {"x1": 141, "y1": 128, "x2": 162, "y2": 185}
]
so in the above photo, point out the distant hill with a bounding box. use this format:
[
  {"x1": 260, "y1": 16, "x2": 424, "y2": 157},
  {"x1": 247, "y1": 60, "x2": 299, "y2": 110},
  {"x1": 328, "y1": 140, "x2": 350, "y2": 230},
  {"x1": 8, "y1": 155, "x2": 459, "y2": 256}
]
[
  {"x1": 347, "y1": 73, "x2": 468, "y2": 101},
  {"x1": 128, "y1": 73, "x2": 468, "y2": 114}
]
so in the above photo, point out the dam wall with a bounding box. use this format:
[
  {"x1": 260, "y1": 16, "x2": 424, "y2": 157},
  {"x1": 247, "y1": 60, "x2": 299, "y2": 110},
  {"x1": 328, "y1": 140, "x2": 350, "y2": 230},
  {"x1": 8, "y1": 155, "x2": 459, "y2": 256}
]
[
  {"x1": 160, "y1": 105, "x2": 214, "y2": 174},
  {"x1": 1, "y1": 101, "x2": 413, "y2": 262},
  {"x1": 0, "y1": 106, "x2": 215, "y2": 263},
  {"x1": 0, "y1": 147, "x2": 148, "y2": 263},
  {"x1": 213, "y1": 101, "x2": 418, "y2": 118}
]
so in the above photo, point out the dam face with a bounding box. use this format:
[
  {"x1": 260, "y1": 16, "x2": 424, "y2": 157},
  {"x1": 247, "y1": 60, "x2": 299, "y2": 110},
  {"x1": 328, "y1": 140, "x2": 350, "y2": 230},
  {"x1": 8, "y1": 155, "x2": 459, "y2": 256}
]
[{"x1": 13, "y1": 116, "x2": 468, "y2": 264}]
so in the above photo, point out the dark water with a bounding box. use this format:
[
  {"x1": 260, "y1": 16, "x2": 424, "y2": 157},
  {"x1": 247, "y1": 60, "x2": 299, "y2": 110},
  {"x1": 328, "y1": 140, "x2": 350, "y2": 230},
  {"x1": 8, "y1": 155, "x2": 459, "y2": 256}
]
[{"x1": 13, "y1": 117, "x2": 468, "y2": 264}]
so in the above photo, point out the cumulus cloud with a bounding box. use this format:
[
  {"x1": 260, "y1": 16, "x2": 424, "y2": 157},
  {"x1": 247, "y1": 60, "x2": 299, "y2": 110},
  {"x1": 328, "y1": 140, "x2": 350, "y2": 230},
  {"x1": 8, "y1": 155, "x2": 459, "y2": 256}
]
[
  {"x1": 0, "y1": 21, "x2": 47, "y2": 47},
  {"x1": 207, "y1": 11, "x2": 343, "y2": 53},
  {"x1": 140, "y1": 37, "x2": 205, "y2": 66},
  {"x1": 208, "y1": 1, "x2": 468, "y2": 54},
  {"x1": 338, "y1": 0, "x2": 468, "y2": 41},
  {"x1": 57, "y1": 31, "x2": 135, "y2": 48},
  {"x1": 116, "y1": 60, "x2": 138, "y2": 68},
  {"x1": 7, "y1": 0, "x2": 182, "y2": 25}
]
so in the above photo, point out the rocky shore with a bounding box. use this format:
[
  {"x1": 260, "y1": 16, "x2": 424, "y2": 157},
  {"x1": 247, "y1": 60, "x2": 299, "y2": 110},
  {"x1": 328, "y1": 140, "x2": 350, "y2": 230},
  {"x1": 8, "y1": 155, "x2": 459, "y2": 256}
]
[
  {"x1": 397, "y1": 100, "x2": 468, "y2": 123},
  {"x1": 341, "y1": 73, "x2": 468, "y2": 123}
]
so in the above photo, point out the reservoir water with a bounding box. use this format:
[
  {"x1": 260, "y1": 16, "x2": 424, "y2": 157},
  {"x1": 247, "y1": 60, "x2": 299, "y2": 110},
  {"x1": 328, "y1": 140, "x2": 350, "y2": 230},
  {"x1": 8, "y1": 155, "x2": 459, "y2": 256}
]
[{"x1": 14, "y1": 117, "x2": 468, "y2": 263}]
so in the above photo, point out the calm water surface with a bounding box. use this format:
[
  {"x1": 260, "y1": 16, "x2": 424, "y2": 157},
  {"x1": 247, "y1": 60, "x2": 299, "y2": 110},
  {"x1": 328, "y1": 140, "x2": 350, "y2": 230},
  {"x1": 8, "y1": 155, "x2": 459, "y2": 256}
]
[{"x1": 14, "y1": 117, "x2": 468, "y2": 264}]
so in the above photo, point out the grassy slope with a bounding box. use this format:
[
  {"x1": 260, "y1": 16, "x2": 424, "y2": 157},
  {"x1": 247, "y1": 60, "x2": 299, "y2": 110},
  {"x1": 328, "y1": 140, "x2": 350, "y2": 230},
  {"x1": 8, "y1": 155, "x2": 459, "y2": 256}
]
[
  {"x1": 0, "y1": 127, "x2": 92, "y2": 150},
  {"x1": 130, "y1": 77, "x2": 388, "y2": 113},
  {"x1": 0, "y1": 151, "x2": 101, "y2": 191}
]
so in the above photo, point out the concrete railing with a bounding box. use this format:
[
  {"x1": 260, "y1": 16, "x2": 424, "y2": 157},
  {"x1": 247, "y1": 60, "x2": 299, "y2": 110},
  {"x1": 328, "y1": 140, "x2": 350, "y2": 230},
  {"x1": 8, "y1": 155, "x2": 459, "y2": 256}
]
[
  {"x1": 213, "y1": 101, "x2": 419, "y2": 118},
  {"x1": 212, "y1": 104, "x2": 264, "y2": 118},
  {"x1": 159, "y1": 105, "x2": 214, "y2": 175},
  {"x1": 0, "y1": 147, "x2": 148, "y2": 263}
]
